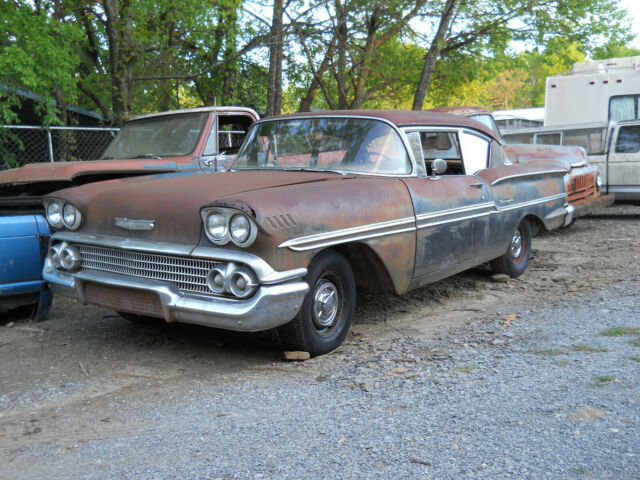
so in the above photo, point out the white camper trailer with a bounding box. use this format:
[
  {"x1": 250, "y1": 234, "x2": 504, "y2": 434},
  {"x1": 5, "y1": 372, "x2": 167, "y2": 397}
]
[{"x1": 545, "y1": 56, "x2": 640, "y2": 127}]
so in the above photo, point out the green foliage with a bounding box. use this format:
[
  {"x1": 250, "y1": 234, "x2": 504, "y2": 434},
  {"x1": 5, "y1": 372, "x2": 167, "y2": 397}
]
[
  {"x1": 0, "y1": 1, "x2": 83, "y2": 125},
  {"x1": 0, "y1": 0, "x2": 635, "y2": 121}
]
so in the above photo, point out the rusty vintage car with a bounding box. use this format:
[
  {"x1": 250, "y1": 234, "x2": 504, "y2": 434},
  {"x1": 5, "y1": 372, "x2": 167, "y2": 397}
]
[
  {"x1": 41, "y1": 111, "x2": 573, "y2": 356},
  {"x1": 430, "y1": 106, "x2": 615, "y2": 218},
  {"x1": 0, "y1": 106, "x2": 258, "y2": 320}
]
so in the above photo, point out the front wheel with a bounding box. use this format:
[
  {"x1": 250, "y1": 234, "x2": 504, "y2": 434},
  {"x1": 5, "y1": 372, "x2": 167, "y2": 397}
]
[
  {"x1": 489, "y1": 219, "x2": 532, "y2": 278},
  {"x1": 279, "y1": 251, "x2": 356, "y2": 357}
]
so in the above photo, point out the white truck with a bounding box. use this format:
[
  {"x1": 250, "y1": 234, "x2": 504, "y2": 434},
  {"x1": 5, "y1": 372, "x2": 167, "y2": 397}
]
[
  {"x1": 503, "y1": 120, "x2": 640, "y2": 200},
  {"x1": 545, "y1": 56, "x2": 640, "y2": 127}
]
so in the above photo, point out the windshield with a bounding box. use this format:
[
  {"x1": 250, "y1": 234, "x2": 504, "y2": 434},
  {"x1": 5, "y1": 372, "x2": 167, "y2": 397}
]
[
  {"x1": 233, "y1": 117, "x2": 411, "y2": 175},
  {"x1": 102, "y1": 112, "x2": 208, "y2": 159}
]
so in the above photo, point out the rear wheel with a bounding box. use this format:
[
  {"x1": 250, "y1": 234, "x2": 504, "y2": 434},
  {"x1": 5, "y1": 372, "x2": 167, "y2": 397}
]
[
  {"x1": 489, "y1": 219, "x2": 532, "y2": 278},
  {"x1": 279, "y1": 251, "x2": 356, "y2": 357}
]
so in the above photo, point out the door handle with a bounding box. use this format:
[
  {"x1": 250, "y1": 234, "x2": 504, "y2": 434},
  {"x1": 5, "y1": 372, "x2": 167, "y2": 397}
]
[{"x1": 469, "y1": 183, "x2": 485, "y2": 189}]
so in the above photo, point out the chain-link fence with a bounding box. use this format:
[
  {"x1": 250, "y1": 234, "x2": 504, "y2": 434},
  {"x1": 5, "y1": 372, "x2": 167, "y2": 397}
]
[{"x1": 0, "y1": 125, "x2": 119, "y2": 170}]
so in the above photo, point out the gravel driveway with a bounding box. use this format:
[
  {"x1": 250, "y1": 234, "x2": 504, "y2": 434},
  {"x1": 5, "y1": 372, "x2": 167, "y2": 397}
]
[{"x1": 1, "y1": 204, "x2": 639, "y2": 479}]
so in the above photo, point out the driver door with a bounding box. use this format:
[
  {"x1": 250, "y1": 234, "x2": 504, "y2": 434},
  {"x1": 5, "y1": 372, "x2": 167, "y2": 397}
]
[{"x1": 402, "y1": 129, "x2": 493, "y2": 285}]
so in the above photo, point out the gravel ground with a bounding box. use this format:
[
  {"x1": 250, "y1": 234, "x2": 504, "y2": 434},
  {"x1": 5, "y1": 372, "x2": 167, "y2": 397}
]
[{"x1": 1, "y1": 204, "x2": 639, "y2": 479}]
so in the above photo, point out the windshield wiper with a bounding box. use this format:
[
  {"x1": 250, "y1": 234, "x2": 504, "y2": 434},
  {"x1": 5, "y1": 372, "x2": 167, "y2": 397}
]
[
  {"x1": 281, "y1": 167, "x2": 347, "y2": 175},
  {"x1": 132, "y1": 154, "x2": 163, "y2": 159}
]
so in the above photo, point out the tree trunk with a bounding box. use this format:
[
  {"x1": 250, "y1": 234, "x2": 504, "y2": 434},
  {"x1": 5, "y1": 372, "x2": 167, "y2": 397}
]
[
  {"x1": 334, "y1": 0, "x2": 349, "y2": 109},
  {"x1": 412, "y1": 0, "x2": 457, "y2": 110},
  {"x1": 103, "y1": 0, "x2": 134, "y2": 126},
  {"x1": 266, "y1": 0, "x2": 284, "y2": 116}
]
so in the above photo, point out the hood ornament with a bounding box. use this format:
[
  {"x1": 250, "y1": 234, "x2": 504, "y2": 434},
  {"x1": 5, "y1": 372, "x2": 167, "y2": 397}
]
[{"x1": 115, "y1": 217, "x2": 156, "y2": 231}]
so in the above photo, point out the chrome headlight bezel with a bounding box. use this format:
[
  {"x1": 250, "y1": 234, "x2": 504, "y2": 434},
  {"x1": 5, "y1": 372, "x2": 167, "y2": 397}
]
[
  {"x1": 200, "y1": 207, "x2": 258, "y2": 248},
  {"x1": 45, "y1": 200, "x2": 64, "y2": 228},
  {"x1": 62, "y1": 203, "x2": 82, "y2": 230}
]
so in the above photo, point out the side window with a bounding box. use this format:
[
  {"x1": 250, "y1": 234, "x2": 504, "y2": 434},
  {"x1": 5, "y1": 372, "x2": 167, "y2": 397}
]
[
  {"x1": 610, "y1": 95, "x2": 640, "y2": 122},
  {"x1": 615, "y1": 125, "x2": 640, "y2": 154},
  {"x1": 405, "y1": 132, "x2": 426, "y2": 176},
  {"x1": 459, "y1": 131, "x2": 489, "y2": 175},
  {"x1": 203, "y1": 115, "x2": 218, "y2": 156},
  {"x1": 490, "y1": 141, "x2": 511, "y2": 167},
  {"x1": 203, "y1": 115, "x2": 253, "y2": 156},
  {"x1": 420, "y1": 131, "x2": 464, "y2": 175},
  {"x1": 564, "y1": 128, "x2": 605, "y2": 155},
  {"x1": 536, "y1": 133, "x2": 561, "y2": 145}
]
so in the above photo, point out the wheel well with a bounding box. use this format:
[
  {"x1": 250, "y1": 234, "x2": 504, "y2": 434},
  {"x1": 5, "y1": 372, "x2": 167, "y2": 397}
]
[
  {"x1": 524, "y1": 214, "x2": 544, "y2": 236},
  {"x1": 325, "y1": 243, "x2": 397, "y2": 294}
]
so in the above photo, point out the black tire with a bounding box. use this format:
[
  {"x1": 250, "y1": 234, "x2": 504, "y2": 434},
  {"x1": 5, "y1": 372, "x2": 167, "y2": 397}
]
[
  {"x1": 489, "y1": 218, "x2": 532, "y2": 278},
  {"x1": 117, "y1": 311, "x2": 162, "y2": 324},
  {"x1": 278, "y1": 250, "x2": 356, "y2": 357}
]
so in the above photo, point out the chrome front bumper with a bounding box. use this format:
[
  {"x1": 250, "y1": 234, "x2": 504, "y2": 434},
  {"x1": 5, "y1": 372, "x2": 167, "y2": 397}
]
[{"x1": 43, "y1": 256, "x2": 309, "y2": 332}]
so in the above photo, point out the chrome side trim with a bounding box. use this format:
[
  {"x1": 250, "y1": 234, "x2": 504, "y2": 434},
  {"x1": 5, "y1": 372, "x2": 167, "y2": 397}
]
[
  {"x1": 490, "y1": 169, "x2": 568, "y2": 185},
  {"x1": 415, "y1": 202, "x2": 494, "y2": 222},
  {"x1": 417, "y1": 211, "x2": 492, "y2": 230},
  {"x1": 280, "y1": 193, "x2": 566, "y2": 250},
  {"x1": 50, "y1": 232, "x2": 307, "y2": 284},
  {"x1": 278, "y1": 217, "x2": 416, "y2": 251},
  {"x1": 493, "y1": 193, "x2": 567, "y2": 211},
  {"x1": 115, "y1": 217, "x2": 156, "y2": 231}
]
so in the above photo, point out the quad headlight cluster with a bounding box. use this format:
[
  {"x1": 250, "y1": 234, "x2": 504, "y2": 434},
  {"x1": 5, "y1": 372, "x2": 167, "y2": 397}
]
[
  {"x1": 44, "y1": 199, "x2": 82, "y2": 230},
  {"x1": 48, "y1": 241, "x2": 82, "y2": 271},
  {"x1": 201, "y1": 207, "x2": 258, "y2": 247}
]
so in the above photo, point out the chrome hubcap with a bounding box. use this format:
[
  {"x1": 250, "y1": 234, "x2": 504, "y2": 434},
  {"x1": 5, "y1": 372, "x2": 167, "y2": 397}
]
[
  {"x1": 510, "y1": 229, "x2": 523, "y2": 260},
  {"x1": 312, "y1": 279, "x2": 339, "y2": 330}
]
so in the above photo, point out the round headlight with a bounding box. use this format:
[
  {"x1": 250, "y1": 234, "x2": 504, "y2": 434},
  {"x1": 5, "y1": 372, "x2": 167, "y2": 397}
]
[
  {"x1": 63, "y1": 203, "x2": 77, "y2": 228},
  {"x1": 228, "y1": 267, "x2": 258, "y2": 298},
  {"x1": 206, "y1": 213, "x2": 227, "y2": 241},
  {"x1": 230, "y1": 214, "x2": 251, "y2": 243},
  {"x1": 46, "y1": 201, "x2": 63, "y2": 227},
  {"x1": 596, "y1": 175, "x2": 603, "y2": 188}
]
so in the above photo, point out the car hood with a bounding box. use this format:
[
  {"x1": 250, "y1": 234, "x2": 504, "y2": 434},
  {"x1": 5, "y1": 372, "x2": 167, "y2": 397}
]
[
  {"x1": 504, "y1": 144, "x2": 586, "y2": 170},
  {"x1": 49, "y1": 170, "x2": 346, "y2": 244},
  {"x1": 0, "y1": 158, "x2": 198, "y2": 194}
]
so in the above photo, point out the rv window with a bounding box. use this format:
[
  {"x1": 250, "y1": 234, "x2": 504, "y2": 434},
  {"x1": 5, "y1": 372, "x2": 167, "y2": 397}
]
[
  {"x1": 610, "y1": 95, "x2": 640, "y2": 122},
  {"x1": 615, "y1": 125, "x2": 640, "y2": 154},
  {"x1": 503, "y1": 133, "x2": 535, "y2": 144},
  {"x1": 536, "y1": 133, "x2": 561, "y2": 145},
  {"x1": 564, "y1": 128, "x2": 605, "y2": 155}
]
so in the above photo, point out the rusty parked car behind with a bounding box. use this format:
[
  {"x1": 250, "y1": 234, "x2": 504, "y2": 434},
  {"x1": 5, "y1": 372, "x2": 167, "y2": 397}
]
[
  {"x1": 430, "y1": 106, "x2": 614, "y2": 218},
  {"x1": 41, "y1": 111, "x2": 573, "y2": 356}
]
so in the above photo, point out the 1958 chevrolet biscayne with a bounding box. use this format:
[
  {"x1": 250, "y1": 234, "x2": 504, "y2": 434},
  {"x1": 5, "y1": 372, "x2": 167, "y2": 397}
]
[{"x1": 41, "y1": 111, "x2": 573, "y2": 356}]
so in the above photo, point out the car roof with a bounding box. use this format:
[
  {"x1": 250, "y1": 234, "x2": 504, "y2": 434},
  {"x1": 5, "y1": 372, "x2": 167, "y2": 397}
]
[
  {"x1": 130, "y1": 106, "x2": 259, "y2": 122},
  {"x1": 262, "y1": 109, "x2": 500, "y2": 141}
]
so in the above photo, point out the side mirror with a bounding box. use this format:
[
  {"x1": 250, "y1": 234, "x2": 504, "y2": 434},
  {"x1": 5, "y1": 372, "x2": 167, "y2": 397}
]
[
  {"x1": 430, "y1": 158, "x2": 447, "y2": 179},
  {"x1": 199, "y1": 152, "x2": 230, "y2": 172}
]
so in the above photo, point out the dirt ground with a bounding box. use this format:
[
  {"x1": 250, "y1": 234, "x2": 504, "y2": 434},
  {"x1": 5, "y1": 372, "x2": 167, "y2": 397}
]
[{"x1": 1, "y1": 202, "x2": 639, "y2": 472}]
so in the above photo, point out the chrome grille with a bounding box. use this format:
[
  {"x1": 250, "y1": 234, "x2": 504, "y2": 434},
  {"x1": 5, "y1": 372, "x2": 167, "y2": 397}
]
[{"x1": 76, "y1": 243, "x2": 220, "y2": 295}]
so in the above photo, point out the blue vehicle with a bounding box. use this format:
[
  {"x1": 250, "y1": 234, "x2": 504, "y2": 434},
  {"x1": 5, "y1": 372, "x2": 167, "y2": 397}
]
[{"x1": 1, "y1": 214, "x2": 53, "y2": 320}]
